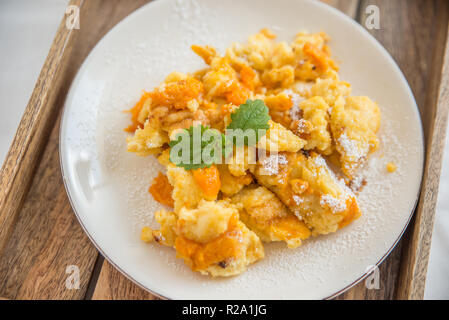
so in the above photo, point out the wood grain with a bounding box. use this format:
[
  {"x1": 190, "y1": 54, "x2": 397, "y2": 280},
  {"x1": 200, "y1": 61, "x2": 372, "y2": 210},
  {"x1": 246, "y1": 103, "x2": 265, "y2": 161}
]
[
  {"x1": 397, "y1": 21, "x2": 449, "y2": 300},
  {"x1": 0, "y1": 116, "x2": 98, "y2": 299},
  {"x1": 0, "y1": 0, "x2": 81, "y2": 254},
  {"x1": 0, "y1": 0, "x2": 150, "y2": 300}
]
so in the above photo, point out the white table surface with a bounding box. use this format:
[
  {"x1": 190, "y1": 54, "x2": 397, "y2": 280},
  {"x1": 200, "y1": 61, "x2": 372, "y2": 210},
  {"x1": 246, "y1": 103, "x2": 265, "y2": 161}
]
[{"x1": 0, "y1": 0, "x2": 447, "y2": 299}]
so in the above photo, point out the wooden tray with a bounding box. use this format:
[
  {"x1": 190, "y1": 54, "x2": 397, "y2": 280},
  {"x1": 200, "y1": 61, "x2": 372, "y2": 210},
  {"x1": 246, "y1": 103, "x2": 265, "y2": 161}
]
[{"x1": 0, "y1": 0, "x2": 448, "y2": 300}]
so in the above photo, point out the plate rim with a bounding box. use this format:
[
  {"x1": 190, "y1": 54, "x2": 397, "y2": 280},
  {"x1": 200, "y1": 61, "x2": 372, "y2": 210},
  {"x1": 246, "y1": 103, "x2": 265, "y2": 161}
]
[{"x1": 59, "y1": 0, "x2": 425, "y2": 300}]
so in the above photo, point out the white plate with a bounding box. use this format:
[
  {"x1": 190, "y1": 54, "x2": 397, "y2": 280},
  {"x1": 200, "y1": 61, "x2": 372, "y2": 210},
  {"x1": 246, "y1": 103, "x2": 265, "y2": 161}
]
[{"x1": 60, "y1": 0, "x2": 424, "y2": 299}]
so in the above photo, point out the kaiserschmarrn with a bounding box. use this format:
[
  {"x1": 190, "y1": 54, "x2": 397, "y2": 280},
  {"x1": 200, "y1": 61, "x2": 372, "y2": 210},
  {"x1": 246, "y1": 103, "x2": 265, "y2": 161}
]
[{"x1": 125, "y1": 29, "x2": 381, "y2": 277}]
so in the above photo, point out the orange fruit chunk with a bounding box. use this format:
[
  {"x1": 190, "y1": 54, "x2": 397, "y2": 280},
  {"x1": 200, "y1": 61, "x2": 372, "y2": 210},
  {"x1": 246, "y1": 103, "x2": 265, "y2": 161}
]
[{"x1": 148, "y1": 172, "x2": 174, "y2": 207}]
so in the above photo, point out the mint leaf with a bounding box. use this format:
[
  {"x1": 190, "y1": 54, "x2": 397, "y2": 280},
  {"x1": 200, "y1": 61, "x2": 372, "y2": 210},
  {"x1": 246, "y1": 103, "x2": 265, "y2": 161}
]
[
  {"x1": 226, "y1": 99, "x2": 270, "y2": 146},
  {"x1": 168, "y1": 100, "x2": 270, "y2": 169},
  {"x1": 169, "y1": 124, "x2": 228, "y2": 170}
]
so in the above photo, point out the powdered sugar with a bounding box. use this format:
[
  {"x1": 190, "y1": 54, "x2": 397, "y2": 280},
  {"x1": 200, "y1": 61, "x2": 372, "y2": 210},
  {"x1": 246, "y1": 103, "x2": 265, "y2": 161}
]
[
  {"x1": 320, "y1": 194, "x2": 347, "y2": 213},
  {"x1": 293, "y1": 119, "x2": 309, "y2": 134},
  {"x1": 313, "y1": 154, "x2": 327, "y2": 168},
  {"x1": 349, "y1": 171, "x2": 367, "y2": 193},
  {"x1": 292, "y1": 195, "x2": 303, "y2": 205},
  {"x1": 338, "y1": 132, "x2": 366, "y2": 160},
  {"x1": 259, "y1": 153, "x2": 288, "y2": 175},
  {"x1": 285, "y1": 89, "x2": 306, "y2": 121}
]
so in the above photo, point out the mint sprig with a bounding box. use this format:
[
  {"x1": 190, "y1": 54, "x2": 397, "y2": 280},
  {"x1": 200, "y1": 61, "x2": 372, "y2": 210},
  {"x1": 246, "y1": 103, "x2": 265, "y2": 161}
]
[
  {"x1": 169, "y1": 125, "x2": 228, "y2": 170},
  {"x1": 168, "y1": 100, "x2": 270, "y2": 170},
  {"x1": 226, "y1": 99, "x2": 270, "y2": 146}
]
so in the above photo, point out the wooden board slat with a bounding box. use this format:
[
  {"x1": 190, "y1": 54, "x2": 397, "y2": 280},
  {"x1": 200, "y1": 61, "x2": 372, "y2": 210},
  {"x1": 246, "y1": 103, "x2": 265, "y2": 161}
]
[
  {"x1": 0, "y1": 0, "x2": 82, "y2": 255},
  {"x1": 397, "y1": 21, "x2": 449, "y2": 300},
  {"x1": 0, "y1": 116, "x2": 98, "y2": 299},
  {"x1": 0, "y1": 0, "x2": 151, "y2": 300}
]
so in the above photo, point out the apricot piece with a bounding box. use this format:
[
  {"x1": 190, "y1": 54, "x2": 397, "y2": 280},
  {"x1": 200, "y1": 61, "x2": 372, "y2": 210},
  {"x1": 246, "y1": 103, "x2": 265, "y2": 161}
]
[
  {"x1": 191, "y1": 45, "x2": 217, "y2": 65},
  {"x1": 386, "y1": 162, "x2": 397, "y2": 173},
  {"x1": 225, "y1": 82, "x2": 250, "y2": 106},
  {"x1": 175, "y1": 228, "x2": 243, "y2": 271},
  {"x1": 338, "y1": 197, "x2": 361, "y2": 229},
  {"x1": 151, "y1": 77, "x2": 203, "y2": 110},
  {"x1": 240, "y1": 65, "x2": 257, "y2": 91},
  {"x1": 303, "y1": 42, "x2": 336, "y2": 72},
  {"x1": 125, "y1": 91, "x2": 151, "y2": 132},
  {"x1": 192, "y1": 165, "x2": 221, "y2": 200},
  {"x1": 149, "y1": 172, "x2": 174, "y2": 207}
]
